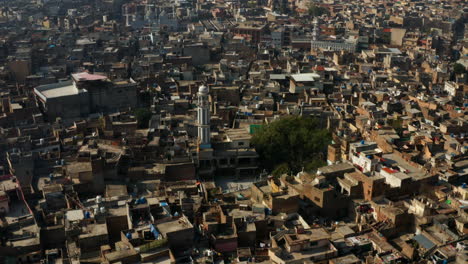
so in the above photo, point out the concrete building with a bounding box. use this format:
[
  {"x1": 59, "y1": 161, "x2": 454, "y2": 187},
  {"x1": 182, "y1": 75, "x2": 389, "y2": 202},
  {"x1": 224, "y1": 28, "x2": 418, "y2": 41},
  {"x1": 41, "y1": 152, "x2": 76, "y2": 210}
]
[
  {"x1": 156, "y1": 215, "x2": 194, "y2": 251},
  {"x1": 289, "y1": 73, "x2": 322, "y2": 94},
  {"x1": 34, "y1": 72, "x2": 137, "y2": 120},
  {"x1": 269, "y1": 228, "x2": 338, "y2": 264},
  {"x1": 232, "y1": 23, "x2": 267, "y2": 44},
  {"x1": 34, "y1": 80, "x2": 90, "y2": 120}
]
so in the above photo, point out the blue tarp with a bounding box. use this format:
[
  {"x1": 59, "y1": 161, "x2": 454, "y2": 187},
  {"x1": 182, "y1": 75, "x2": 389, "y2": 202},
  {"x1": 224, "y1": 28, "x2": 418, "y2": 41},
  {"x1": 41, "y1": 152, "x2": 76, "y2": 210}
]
[
  {"x1": 149, "y1": 224, "x2": 160, "y2": 239},
  {"x1": 413, "y1": 234, "x2": 436, "y2": 250}
]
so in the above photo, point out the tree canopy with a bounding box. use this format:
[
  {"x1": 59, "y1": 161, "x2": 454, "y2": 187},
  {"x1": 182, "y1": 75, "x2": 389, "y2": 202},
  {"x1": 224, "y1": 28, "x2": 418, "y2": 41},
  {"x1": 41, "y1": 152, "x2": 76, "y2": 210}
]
[
  {"x1": 453, "y1": 63, "x2": 467, "y2": 75},
  {"x1": 307, "y1": 3, "x2": 329, "y2": 17},
  {"x1": 251, "y1": 116, "x2": 331, "y2": 177}
]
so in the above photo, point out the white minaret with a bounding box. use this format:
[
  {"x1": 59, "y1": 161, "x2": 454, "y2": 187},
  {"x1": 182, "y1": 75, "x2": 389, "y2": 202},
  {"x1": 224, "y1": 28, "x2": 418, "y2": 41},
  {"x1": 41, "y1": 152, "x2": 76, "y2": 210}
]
[
  {"x1": 312, "y1": 17, "x2": 320, "y2": 41},
  {"x1": 197, "y1": 85, "x2": 210, "y2": 147}
]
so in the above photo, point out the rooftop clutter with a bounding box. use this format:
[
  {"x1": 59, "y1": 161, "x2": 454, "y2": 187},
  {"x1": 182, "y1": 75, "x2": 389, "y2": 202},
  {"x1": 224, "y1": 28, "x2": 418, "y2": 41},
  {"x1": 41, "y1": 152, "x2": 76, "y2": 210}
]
[{"x1": 0, "y1": 0, "x2": 466, "y2": 263}]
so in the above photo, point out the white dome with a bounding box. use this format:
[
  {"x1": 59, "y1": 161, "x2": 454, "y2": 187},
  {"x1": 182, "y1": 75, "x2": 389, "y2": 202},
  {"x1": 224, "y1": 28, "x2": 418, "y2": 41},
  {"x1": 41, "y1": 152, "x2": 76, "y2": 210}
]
[{"x1": 198, "y1": 85, "x2": 209, "y2": 94}]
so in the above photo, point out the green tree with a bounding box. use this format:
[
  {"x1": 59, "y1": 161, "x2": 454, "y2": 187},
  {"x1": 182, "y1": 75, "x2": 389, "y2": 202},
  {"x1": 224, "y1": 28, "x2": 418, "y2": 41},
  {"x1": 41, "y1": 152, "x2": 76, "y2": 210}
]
[
  {"x1": 251, "y1": 116, "x2": 331, "y2": 176},
  {"x1": 272, "y1": 163, "x2": 291, "y2": 178},
  {"x1": 307, "y1": 3, "x2": 329, "y2": 17},
  {"x1": 133, "y1": 108, "x2": 152, "y2": 129},
  {"x1": 304, "y1": 158, "x2": 327, "y2": 172},
  {"x1": 453, "y1": 63, "x2": 467, "y2": 75}
]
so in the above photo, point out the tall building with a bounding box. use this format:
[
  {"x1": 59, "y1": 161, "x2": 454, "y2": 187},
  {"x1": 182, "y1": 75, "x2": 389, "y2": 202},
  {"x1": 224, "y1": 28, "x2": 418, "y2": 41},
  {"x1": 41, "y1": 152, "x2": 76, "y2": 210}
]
[{"x1": 197, "y1": 85, "x2": 211, "y2": 148}]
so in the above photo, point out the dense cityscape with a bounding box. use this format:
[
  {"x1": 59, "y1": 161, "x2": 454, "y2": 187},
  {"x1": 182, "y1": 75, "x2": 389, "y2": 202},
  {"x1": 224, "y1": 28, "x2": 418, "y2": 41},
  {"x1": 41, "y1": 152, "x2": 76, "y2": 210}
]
[{"x1": 0, "y1": 0, "x2": 467, "y2": 263}]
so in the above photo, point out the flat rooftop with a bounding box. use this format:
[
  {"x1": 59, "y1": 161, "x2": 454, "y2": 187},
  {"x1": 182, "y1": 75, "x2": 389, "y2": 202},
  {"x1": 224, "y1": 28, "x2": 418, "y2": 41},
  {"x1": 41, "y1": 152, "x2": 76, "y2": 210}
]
[
  {"x1": 156, "y1": 216, "x2": 193, "y2": 235},
  {"x1": 79, "y1": 223, "x2": 108, "y2": 238},
  {"x1": 34, "y1": 81, "x2": 82, "y2": 101},
  {"x1": 318, "y1": 162, "x2": 355, "y2": 175},
  {"x1": 4, "y1": 200, "x2": 32, "y2": 225},
  {"x1": 332, "y1": 254, "x2": 361, "y2": 264},
  {"x1": 72, "y1": 72, "x2": 108, "y2": 82},
  {"x1": 382, "y1": 153, "x2": 427, "y2": 179},
  {"x1": 225, "y1": 129, "x2": 251, "y2": 141},
  {"x1": 291, "y1": 73, "x2": 320, "y2": 82}
]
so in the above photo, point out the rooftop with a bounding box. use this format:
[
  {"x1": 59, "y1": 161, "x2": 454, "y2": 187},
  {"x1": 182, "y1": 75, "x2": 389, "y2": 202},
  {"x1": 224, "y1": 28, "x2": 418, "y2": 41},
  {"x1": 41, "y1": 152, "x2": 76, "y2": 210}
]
[
  {"x1": 382, "y1": 153, "x2": 428, "y2": 179},
  {"x1": 72, "y1": 72, "x2": 108, "y2": 82},
  {"x1": 291, "y1": 73, "x2": 320, "y2": 82},
  {"x1": 318, "y1": 162, "x2": 355, "y2": 175},
  {"x1": 34, "y1": 81, "x2": 82, "y2": 101},
  {"x1": 156, "y1": 216, "x2": 193, "y2": 235}
]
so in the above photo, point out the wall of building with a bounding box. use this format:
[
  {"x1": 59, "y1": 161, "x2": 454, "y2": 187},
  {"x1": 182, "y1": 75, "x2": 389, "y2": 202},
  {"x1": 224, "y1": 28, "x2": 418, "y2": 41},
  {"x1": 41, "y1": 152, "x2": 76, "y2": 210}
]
[
  {"x1": 164, "y1": 163, "x2": 196, "y2": 181},
  {"x1": 45, "y1": 92, "x2": 90, "y2": 120},
  {"x1": 107, "y1": 82, "x2": 138, "y2": 110},
  {"x1": 166, "y1": 227, "x2": 194, "y2": 250},
  {"x1": 271, "y1": 195, "x2": 300, "y2": 215},
  {"x1": 237, "y1": 229, "x2": 256, "y2": 248},
  {"x1": 214, "y1": 236, "x2": 238, "y2": 253},
  {"x1": 106, "y1": 214, "x2": 129, "y2": 244},
  {"x1": 79, "y1": 233, "x2": 109, "y2": 252}
]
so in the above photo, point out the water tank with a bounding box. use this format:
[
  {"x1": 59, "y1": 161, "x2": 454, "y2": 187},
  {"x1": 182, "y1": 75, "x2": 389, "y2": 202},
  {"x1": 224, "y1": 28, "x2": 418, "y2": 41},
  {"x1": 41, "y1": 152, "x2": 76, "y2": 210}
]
[
  {"x1": 96, "y1": 195, "x2": 102, "y2": 204},
  {"x1": 100, "y1": 207, "x2": 106, "y2": 214},
  {"x1": 39, "y1": 138, "x2": 44, "y2": 145}
]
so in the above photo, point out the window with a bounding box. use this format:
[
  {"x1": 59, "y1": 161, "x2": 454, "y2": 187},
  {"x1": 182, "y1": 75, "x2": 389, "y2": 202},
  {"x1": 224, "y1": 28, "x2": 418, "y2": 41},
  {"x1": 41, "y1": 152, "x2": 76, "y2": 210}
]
[
  {"x1": 238, "y1": 142, "x2": 244, "y2": 146},
  {"x1": 310, "y1": 241, "x2": 318, "y2": 247},
  {"x1": 314, "y1": 197, "x2": 320, "y2": 202}
]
